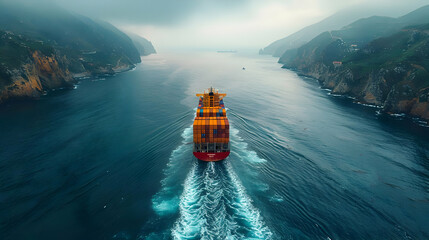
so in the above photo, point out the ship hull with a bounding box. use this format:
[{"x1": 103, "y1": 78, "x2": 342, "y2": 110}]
[{"x1": 193, "y1": 151, "x2": 230, "y2": 161}]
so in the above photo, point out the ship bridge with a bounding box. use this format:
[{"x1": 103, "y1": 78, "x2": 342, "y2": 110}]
[{"x1": 196, "y1": 87, "x2": 226, "y2": 108}]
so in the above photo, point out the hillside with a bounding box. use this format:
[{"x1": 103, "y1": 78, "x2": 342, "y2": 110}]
[
  {"x1": 0, "y1": 2, "x2": 141, "y2": 73},
  {"x1": 279, "y1": 5, "x2": 429, "y2": 65},
  {"x1": 127, "y1": 32, "x2": 157, "y2": 56},
  {"x1": 0, "y1": 2, "x2": 154, "y2": 103},
  {"x1": 279, "y1": 15, "x2": 400, "y2": 67},
  {"x1": 260, "y1": 7, "x2": 404, "y2": 57},
  {"x1": 281, "y1": 22, "x2": 429, "y2": 120},
  {"x1": 0, "y1": 30, "x2": 73, "y2": 103},
  {"x1": 342, "y1": 25, "x2": 429, "y2": 118}
]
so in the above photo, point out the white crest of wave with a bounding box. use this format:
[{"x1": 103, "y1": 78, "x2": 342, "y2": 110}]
[{"x1": 172, "y1": 162, "x2": 272, "y2": 239}]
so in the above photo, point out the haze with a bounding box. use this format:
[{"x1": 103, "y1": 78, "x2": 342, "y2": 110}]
[{"x1": 6, "y1": 0, "x2": 429, "y2": 51}]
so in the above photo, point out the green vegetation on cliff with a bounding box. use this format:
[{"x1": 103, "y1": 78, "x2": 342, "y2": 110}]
[
  {"x1": 0, "y1": 31, "x2": 56, "y2": 88},
  {"x1": 345, "y1": 25, "x2": 429, "y2": 117},
  {"x1": 0, "y1": 2, "x2": 141, "y2": 74},
  {"x1": 278, "y1": 5, "x2": 429, "y2": 120},
  {"x1": 260, "y1": 6, "x2": 418, "y2": 57},
  {"x1": 280, "y1": 5, "x2": 429, "y2": 67}
]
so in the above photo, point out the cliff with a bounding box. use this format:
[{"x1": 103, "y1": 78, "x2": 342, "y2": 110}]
[
  {"x1": 281, "y1": 25, "x2": 429, "y2": 120},
  {"x1": 260, "y1": 8, "x2": 379, "y2": 57},
  {"x1": 277, "y1": 6, "x2": 429, "y2": 121},
  {"x1": 126, "y1": 32, "x2": 157, "y2": 56},
  {"x1": 0, "y1": 2, "x2": 155, "y2": 104},
  {"x1": 0, "y1": 31, "x2": 74, "y2": 103}
]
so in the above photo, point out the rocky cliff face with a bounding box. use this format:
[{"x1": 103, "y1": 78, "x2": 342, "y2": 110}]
[
  {"x1": 0, "y1": 50, "x2": 74, "y2": 104},
  {"x1": 283, "y1": 59, "x2": 429, "y2": 121}
]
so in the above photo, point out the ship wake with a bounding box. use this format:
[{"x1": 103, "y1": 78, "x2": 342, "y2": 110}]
[
  {"x1": 148, "y1": 124, "x2": 271, "y2": 239},
  {"x1": 152, "y1": 126, "x2": 194, "y2": 216},
  {"x1": 171, "y1": 161, "x2": 272, "y2": 239}
]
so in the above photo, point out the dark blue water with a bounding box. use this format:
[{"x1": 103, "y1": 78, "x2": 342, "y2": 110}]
[{"x1": 1, "y1": 52, "x2": 428, "y2": 240}]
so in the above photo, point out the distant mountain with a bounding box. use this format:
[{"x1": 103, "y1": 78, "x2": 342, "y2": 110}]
[
  {"x1": 278, "y1": 15, "x2": 400, "y2": 67},
  {"x1": 280, "y1": 5, "x2": 429, "y2": 66},
  {"x1": 0, "y1": 2, "x2": 154, "y2": 103},
  {"x1": 126, "y1": 32, "x2": 156, "y2": 56},
  {"x1": 260, "y1": 7, "x2": 401, "y2": 57},
  {"x1": 279, "y1": 5, "x2": 429, "y2": 120},
  {"x1": 398, "y1": 4, "x2": 429, "y2": 24}
]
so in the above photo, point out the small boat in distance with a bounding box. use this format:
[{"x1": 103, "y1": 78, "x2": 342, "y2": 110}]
[{"x1": 193, "y1": 87, "x2": 230, "y2": 161}]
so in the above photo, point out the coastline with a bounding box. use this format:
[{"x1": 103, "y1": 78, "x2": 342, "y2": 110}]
[
  {"x1": 0, "y1": 62, "x2": 139, "y2": 106},
  {"x1": 284, "y1": 66, "x2": 429, "y2": 127},
  {"x1": 72, "y1": 63, "x2": 137, "y2": 79}
]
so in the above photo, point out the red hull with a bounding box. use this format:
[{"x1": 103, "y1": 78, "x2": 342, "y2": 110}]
[{"x1": 193, "y1": 151, "x2": 230, "y2": 161}]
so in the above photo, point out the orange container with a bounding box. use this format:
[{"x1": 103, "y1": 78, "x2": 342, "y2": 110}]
[{"x1": 193, "y1": 89, "x2": 229, "y2": 147}]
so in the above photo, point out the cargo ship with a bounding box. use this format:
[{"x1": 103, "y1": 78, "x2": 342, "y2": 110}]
[{"x1": 193, "y1": 87, "x2": 230, "y2": 161}]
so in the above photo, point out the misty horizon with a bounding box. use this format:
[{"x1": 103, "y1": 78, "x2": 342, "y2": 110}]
[{"x1": 2, "y1": 0, "x2": 429, "y2": 51}]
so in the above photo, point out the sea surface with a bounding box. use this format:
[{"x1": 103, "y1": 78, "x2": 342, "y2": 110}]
[{"x1": 1, "y1": 52, "x2": 429, "y2": 240}]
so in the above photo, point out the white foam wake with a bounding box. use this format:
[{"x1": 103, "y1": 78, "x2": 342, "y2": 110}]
[
  {"x1": 230, "y1": 128, "x2": 267, "y2": 164},
  {"x1": 152, "y1": 126, "x2": 194, "y2": 216},
  {"x1": 150, "y1": 118, "x2": 272, "y2": 239},
  {"x1": 172, "y1": 161, "x2": 272, "y2": 239}
]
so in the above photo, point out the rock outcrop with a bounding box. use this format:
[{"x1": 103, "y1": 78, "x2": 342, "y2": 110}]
[{"x1": 0, "y1": 31, "x2": 75, "y2": 103}]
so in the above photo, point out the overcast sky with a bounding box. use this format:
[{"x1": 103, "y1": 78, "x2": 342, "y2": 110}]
[{"x1": 11, "y1": 0, "x2": 429, "y2": 51}]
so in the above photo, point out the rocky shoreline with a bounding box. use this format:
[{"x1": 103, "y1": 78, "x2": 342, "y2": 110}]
[
  {"x1": 0, "y1": 49, "x2": 138, "y2": 105},
  {"x1": 283, "y1": 65, "x2": 429, "y2": 125}
]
